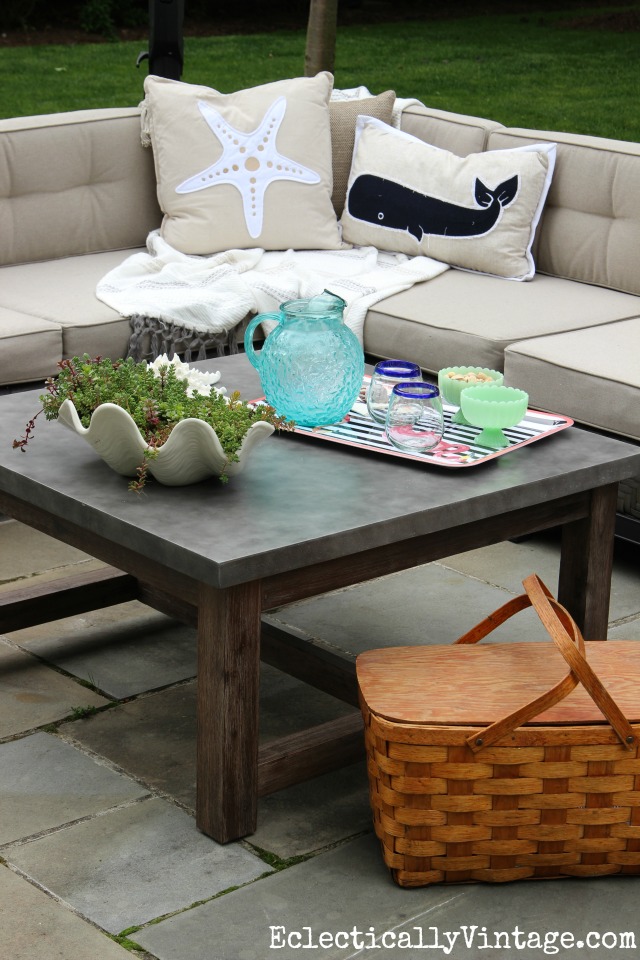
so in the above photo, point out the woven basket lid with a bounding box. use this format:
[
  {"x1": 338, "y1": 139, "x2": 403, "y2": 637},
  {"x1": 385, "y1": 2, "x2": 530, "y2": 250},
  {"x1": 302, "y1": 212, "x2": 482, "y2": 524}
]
[{"x1": 357, "y1": 641, "x2": 640, "y2": 727}]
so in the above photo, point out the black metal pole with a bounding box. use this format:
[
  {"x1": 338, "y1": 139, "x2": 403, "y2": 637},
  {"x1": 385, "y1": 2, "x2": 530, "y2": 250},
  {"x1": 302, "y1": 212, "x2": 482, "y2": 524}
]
[{"x1": 137, "y1": 0, "x2": 185, "y2": 80}]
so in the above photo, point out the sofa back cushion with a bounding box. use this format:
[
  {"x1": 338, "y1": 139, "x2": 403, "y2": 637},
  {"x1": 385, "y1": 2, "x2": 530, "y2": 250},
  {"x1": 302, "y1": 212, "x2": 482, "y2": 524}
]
[
  {"x1": 400, "y1": 104, "x2": 503, "y2": 156},
  {"x1": 487, "y1": 127, "x2": 640, "y2": 296},
  {"x1": 0, "y1": 108, "x2": 161, "y2": 267}
]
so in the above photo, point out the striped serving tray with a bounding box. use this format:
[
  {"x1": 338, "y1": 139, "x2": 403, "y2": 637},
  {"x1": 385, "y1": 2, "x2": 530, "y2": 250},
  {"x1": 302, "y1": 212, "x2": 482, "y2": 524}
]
[{"x1": 289, "y1": 378, "x2": 573, "y2": 468}]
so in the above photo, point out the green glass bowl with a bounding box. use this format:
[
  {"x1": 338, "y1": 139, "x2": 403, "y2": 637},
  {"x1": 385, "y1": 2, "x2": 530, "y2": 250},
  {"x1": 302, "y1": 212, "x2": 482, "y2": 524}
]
[
  {"x1": 460, "y1": 384, "x2": 529, "y2": 448},
  {"x1": 438, "y1": 366, "x2": 504, "y2": 424}
]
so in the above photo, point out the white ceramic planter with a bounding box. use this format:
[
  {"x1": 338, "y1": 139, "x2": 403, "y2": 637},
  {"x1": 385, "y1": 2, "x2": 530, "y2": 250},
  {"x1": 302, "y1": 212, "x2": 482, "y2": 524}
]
[{"x1": 56, "y1": 399, "x2": 275, "y2": 486}]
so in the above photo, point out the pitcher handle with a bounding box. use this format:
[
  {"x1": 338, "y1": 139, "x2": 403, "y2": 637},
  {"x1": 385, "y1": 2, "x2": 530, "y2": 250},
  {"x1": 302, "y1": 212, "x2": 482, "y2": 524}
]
[{"x1": 244, "y1": 313, "x2": 280, "y2": 371}]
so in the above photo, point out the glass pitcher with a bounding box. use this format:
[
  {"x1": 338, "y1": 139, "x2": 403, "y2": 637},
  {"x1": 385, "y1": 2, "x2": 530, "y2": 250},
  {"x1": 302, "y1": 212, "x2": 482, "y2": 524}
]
[{"x1": 244, "y1": 292, "x2": 365, "y2": 426}]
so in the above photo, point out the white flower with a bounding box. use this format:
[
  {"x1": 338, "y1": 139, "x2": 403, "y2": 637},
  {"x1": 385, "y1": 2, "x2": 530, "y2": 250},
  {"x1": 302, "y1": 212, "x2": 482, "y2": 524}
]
[{"x1": 147, "y1": 354, "x2": 227, "y2": 398}]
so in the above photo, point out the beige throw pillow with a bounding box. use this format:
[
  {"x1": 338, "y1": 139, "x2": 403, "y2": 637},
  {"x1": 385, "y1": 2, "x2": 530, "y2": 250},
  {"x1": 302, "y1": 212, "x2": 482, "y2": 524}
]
[
  {"x1": 142, "y1": 73, "x2": 344, "y2": 254},
  {"x1": 329, "y1": 91, "x2": 395, "y2": 216},
  {"x1": 341, "y1": 116, "x2": 556, "y2": 280}
]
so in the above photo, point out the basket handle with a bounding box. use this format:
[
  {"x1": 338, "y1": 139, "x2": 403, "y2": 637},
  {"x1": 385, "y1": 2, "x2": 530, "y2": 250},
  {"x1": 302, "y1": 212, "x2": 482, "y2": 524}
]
[{"x1": 456, "y1": 574, "x2": 635, "y2": 753}]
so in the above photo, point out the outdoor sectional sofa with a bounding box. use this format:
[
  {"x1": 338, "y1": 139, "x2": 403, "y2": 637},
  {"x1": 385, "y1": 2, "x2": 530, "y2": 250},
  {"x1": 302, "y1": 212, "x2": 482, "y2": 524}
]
[{"x1": 0, "y1": 90, "x2": 639, "y2": 540}]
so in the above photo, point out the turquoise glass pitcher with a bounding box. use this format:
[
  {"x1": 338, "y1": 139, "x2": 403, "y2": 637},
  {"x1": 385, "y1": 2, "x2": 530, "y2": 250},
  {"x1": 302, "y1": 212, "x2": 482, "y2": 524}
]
[{"x1": 244, "y1": 292, "x2": 365, "y2": 426}]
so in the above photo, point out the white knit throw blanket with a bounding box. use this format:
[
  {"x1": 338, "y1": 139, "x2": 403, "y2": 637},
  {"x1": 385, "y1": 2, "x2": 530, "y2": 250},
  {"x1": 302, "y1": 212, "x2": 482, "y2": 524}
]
[{"x1": 96, "y1": 231, "x2": 449, "y2": 358}]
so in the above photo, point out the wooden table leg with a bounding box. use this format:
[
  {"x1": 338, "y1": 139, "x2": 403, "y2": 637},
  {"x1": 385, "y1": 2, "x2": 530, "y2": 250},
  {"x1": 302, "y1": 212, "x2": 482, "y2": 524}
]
[
  {"x1": 196, "y1": 580, "x2": 262, "y2": 843},
  {"x1": 558, "y1": 482, "x2": 618, "y2": 640}
]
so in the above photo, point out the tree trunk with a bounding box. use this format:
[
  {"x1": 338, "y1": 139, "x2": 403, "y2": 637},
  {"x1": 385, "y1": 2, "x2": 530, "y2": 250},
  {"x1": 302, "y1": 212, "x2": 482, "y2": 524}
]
[{"x1": 304, "y1": 0, "x2": 338, "y2": 77}]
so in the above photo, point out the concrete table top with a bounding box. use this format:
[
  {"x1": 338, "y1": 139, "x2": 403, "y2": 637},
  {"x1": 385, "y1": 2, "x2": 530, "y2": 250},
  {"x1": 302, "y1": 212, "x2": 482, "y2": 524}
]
[{"x1": 1, "y1": 353, "x2": 639, "y2": 590}]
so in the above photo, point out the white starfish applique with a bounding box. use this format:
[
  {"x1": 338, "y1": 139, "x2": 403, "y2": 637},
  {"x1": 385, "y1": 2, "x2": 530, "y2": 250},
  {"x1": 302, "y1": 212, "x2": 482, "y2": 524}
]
[{"x1": 175, "y1": 96, "x2": 321, "y2": 239}]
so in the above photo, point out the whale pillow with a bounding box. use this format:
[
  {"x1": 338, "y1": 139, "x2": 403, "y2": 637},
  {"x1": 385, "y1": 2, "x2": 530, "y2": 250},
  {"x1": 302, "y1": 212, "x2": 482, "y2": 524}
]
[
  {"x1": 341, "y1": 116, "x2": 556, "y2": 280},
  {"x1": 142, "y1": 73, "x2": 344, "y2": 255}
]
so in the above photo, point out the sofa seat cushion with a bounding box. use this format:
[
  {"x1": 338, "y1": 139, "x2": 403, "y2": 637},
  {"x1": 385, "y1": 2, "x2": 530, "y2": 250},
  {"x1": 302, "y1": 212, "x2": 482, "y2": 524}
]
[
  {"x1": 504, "y1": 318, "x2": 640, "y2": 442},
  {"x1": 0, "y1": 251, "x2": 141, "y2": 365},
  {"x1": 365, "y1": 270, "x2": 640, "y2": 375},
  {"x1": 0, "y1": 307, "x2": 62, "y2": 386}
]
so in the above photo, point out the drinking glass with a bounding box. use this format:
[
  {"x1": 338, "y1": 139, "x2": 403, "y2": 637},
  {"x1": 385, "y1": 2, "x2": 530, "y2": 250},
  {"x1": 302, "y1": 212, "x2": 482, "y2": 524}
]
[
  {"x1": 385, "y1": 383, "x2": 444, "y2": 453},
  {"x1": 366, "y1": 359, "x2": 422, "y2": 424}
]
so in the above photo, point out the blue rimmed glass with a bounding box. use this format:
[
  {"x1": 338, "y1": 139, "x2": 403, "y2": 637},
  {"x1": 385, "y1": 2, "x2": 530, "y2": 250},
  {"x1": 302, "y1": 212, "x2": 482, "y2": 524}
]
[
  {"x1": 366, "y1": 359, "x2": 422, "y2": 424},
  {"x1": 385, "y1": 382, "x2": 444, "y2": 453}
]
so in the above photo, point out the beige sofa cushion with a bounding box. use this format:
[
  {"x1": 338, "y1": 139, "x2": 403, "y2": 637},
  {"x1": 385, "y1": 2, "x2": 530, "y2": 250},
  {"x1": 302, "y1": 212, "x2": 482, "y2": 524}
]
[
  {"x1": 487, "y1": 128, "x2": 640, "y2": 296},
  {"x1": 143, "y1": 73, "x2": 343, "y2": 255},
  {"x1": 365, "y1": 269, "x2": 640, "y2": 374},
  {"x1": 0, "y1": 109, "x2": 161, "y2": 267},
  {"x1": 0, "y1": 307, "x2": 62, "y2": 386},
  {"x1": 0, "y1": 251, "x2": 138, "y2": 364},
  {"x1": 504, "y1": 319, "x2": 640, "y2": 442},
  {"x1": 400, "y1": 104, "x2": 503, "y2": 155}
]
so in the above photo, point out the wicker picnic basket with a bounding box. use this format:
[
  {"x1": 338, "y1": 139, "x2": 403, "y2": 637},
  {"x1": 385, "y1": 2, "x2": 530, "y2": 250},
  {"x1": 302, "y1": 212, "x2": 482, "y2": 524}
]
[{"x1": 357, "y1": 574, "x2": 640, "y2": 888}]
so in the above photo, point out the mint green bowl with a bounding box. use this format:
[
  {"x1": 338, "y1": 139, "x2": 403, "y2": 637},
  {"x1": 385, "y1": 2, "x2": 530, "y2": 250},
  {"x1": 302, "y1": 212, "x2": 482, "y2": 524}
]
[
  {"x1": 460, "y1": 384, "x2": 529, "y2": 448},
  {"x1": 438, "y1": 366, "x2": 503, "y2": 424}
]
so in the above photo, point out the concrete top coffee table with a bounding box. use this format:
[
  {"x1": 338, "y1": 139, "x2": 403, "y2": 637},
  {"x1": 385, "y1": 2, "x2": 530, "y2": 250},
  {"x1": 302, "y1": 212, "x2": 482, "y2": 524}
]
[{"x1": 1, "y1": 353, "x2": 639, "y2": 843}]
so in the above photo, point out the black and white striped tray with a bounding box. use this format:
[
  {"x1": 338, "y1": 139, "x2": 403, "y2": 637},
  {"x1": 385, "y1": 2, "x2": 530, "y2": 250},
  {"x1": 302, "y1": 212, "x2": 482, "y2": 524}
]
[{"x1": 290, "y1": 378, "x2": 573, "y2": 468}]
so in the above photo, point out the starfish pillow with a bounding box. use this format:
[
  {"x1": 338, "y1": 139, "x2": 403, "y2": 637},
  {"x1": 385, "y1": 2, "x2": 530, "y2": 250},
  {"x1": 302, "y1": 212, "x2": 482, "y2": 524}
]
[{"x1": 142, "y1": 73, "x2": 345, "y2": 255}]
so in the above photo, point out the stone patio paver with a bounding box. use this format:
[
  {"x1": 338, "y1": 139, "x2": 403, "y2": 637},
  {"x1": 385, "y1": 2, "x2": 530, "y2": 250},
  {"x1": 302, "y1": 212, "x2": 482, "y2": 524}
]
[
  {"x1": 10, "y1": 601, "x2": 197, "y2": 699},
  {"x1": 250, "y1": 762, "x2": 370, "y2": 859},
  {"x1": 0, "y1": 639, "x2": 109, "y2": 738},
  {"x1": 444, "y1": 535, "x2": 561, "y2": 595},
  {"x1": 67, "y1": 683, "x2": 197, "y2": 807},
  {"x1": 66, "y1": 669, "x2": 369, "y2": 858},
  {"x1": 0, "y1": 732, "x2": 148, "y2": 845},
  {"x1": 0, "y1": 865, "x2": 132, "y2": 960},
  {"x1": 4, "y1": 797, "x2": 271, "y2": 935},
  {"x1": 265, "y1": 561, "x2": 547, "y2": 655},
  {"x1": 609, "y1": 615, "x2": 640, "y2": 640},
  {"x1": 0, "y1": 518, "x2": 91, "y2": 582},
  {"x1": 444, "y1": 536, "x2": 640, "y2": 622},
  {"x1": 135, "y1": 833, "x2": 640, "y2": 960}
]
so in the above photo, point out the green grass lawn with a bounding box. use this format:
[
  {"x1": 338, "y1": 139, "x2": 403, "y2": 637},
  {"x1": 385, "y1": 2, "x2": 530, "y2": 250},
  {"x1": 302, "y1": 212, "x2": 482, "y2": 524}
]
[{"x1": 0, "y1": 5, "x2": 638, "y2": 141}]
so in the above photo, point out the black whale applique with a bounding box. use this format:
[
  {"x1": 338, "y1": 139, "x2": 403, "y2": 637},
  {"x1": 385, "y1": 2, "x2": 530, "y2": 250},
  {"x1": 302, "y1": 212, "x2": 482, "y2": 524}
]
[{"x1": 347, "y1": 173, "x2": 519, "y2": 240}]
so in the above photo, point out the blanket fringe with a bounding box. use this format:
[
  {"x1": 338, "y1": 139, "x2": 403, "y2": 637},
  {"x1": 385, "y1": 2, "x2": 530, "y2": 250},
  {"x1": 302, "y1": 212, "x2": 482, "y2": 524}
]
[
  {"x1": 127, "y1": 314, "x2": 250, "y2": 363},
  {"x1": 139, "y1": 98, "x2": 152, "y2": 148}
]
